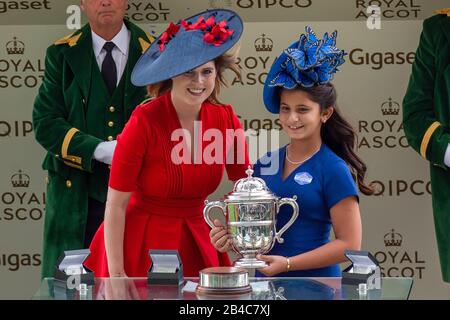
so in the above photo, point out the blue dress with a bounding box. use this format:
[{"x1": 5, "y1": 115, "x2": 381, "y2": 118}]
[{"x1": 253, "y1": 144, "x2": 358, "y2": 277}]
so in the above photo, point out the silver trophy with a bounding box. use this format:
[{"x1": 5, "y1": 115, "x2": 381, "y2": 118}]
[{"x1": 204, "y1": 167, "x2": 299, "y2": 268}]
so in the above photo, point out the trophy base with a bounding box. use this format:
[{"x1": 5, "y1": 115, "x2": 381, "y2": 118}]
[
  {"x1": 196, "y1": 267, "x2": 252, "y2": 298},
  {"x1": 196, "y1": 285, "x2": 252, "y2": 297},
  {"x1": 234, "y1": 258, "x2": 267, "y2": 269}
]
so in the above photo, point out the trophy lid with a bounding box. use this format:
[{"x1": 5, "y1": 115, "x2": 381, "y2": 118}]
[{"x1": 226, "y1": 167, "x2": 277, "y2": 201}]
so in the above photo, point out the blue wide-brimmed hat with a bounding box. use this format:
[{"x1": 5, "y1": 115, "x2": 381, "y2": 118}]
[
  {"x1": 263, "y1": 26, "x2": 347, "y2": 114},
  {"x1": 131, "y1": 9, "x2": 243, "y2": 86}
]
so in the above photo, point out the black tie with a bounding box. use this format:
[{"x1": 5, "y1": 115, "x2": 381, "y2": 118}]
[{"x1": 101, "y1": 42, "x2": 117, "y2": 96}]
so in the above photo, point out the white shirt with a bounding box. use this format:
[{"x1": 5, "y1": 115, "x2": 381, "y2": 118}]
[
  {"x1": 445, "y1": 144, "x2": 450, "y2": 168},
  {"x1": 91, "y1": 23, "x2": 130, "y2": 86}
]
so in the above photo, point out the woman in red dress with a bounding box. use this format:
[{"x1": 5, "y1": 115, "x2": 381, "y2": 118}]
[{"x1": 85, "y1": 9, "x2": 249, "y2": 278}]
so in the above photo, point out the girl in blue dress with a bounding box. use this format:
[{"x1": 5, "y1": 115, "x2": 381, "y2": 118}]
[{"x1": 210, "y1": 26, "x2": 374, "y2": 277}]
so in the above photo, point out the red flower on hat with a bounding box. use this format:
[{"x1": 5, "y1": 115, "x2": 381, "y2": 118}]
[
  {"x1": 158, "y1": 22, "x2": 181, "y2": 52},
  {"x1": 182, "y1": 16, "x2": 215, "y2": 31},
  {"x1": 203, "y1": 20, "x2": 234, "y2": 46},
  {"x1": 163, "y1": 15, "x2": 235, "y2": 49}
]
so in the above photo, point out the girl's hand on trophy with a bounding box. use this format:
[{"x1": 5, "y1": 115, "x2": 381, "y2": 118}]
[
  {"x1": 210, "y1": 219, "x2": 232, "y2": 253},
  {"x1": 256, "y1": 255, "x2": 287, "y2": 276}
]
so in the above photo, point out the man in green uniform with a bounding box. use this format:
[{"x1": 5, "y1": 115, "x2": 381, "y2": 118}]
[
  {"x1": 32, "y1": 0, "x2": 153, "y2": 278},
  {"x1": 403, "y1": 8, "x2": 450, "y2": 283}
]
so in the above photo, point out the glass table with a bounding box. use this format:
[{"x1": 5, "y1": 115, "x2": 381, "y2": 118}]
[{"x1": 33, "y1": 277, "x2": 413, "y2": 300}]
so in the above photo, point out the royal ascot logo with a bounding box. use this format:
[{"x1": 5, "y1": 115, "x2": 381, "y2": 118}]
[
  {"x1": 357, "y1": 97, "x2": 408, "y2": 150},
  {"x1": 384, "y1": 229, "x2": 402, "y2": 246},
  {"x1": 209, "y1": 0, "x2": 233, "y2": 8},
  {"x1": 374, "y1": 229, "x2": 426, "y2": 279},
  {"x1": 232, "y1": 34, "x2": 275, "y2": 86},
  {"x1": 0, "y1": 170, "x2": 45, "y2": 223},
  {"x1": 0, "y1": 0, "x2": 51, "y2": 14},
  {"x1": 236, "y1": 0, "x2": 312, "y2": 9},
  {"x1": 354, "y1": 0, "x2": 422, "y2": 19},
  {"x1": 0, "y1": 36, "x2": 44, "y2": 89},
  {"x1": 254, "y1": 34, "x2": 273, "y2": 52},
  {"x1": 6, "y1": 37, "x2": 24, "y2": 55},
  {"x1": 11, "y1": 170, "x2": 30, "y2": 188},
  {"x1": 381, "y1": 97, "x2": 400, "y2": 116},
  {"x1": 0, "y1": 120, "x2": 33, "y2": 138},
  {"x1": 349, "y1": 48, "x2": 415, "y2": 70},
  {"x1": 126, "y1": 1, "x2": 170, "y2": 22}
]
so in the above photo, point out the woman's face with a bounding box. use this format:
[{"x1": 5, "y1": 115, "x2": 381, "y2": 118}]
[
  {"x1": 279, "y1": 89, "x2": 332, "y2": 142},
  {"x1": 171, "y1": 61, "x2": 217, "y2": 107}
]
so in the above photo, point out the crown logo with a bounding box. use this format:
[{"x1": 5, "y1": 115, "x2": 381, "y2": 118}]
[
  {"x1": 381, "y1": 97, "x2": 400, "y2": 116},
  {"x1": 384, "y1": 229, "x2": 403, "y2": 247},
  {"x1": 6, "y1": 37, "x2": 25, "y2": 55},
  {"x1": 254, "y1": 34, "x2": 273, "y2": 52},
  {"x1": 11, "y1": 170, "x2": 30, "y2": 188}
]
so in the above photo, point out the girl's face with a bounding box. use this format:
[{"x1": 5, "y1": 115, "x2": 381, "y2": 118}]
[
  {"x1": 279, "y1": 89, "x2": 333, "y2": 142},
  {"x1": 171, "y1": 61, "x2": 217, "y2": 107}
]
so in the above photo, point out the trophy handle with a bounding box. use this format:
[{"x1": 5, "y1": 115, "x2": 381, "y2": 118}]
[
  {"x1": 275, "y1": 196, "x2": 299, "y2": 244},
  {"x1": 203, "y1": 200, "x2": 227, "y2": 229}
]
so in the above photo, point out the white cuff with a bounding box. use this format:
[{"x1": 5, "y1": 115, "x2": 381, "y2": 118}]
[
  {"x1": 444, "y1": 143, "x2": 450, "y2": 168},
  {"x1": 93, "y1": 140, "x2": 117, "y2": 165}
]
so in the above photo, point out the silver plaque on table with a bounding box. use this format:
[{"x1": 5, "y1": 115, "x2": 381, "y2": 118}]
[{"x1": 203, "y1": 167, "x2": 299, "y2": 268}]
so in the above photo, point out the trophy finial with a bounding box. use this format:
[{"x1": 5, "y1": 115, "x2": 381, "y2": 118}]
[{"x1": 245, "y1": 166, "x2": 253, "y2": 178}]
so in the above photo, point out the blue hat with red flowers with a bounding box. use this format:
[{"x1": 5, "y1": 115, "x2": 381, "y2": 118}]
[
  {"x1": 131, "y1": 9, "x2": 243, "y2": 86},
  {"x1": 263, "y1": 26, "x2": 347, "y2": 114}
]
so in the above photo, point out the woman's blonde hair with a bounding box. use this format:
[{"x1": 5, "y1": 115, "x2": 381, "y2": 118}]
[{"x1": 147, "y1": 43, "x2": 241, "y2": 105}]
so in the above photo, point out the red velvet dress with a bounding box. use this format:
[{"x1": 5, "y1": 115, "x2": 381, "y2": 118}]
[{"x1": 85, "y1": 92, "x2": 250, "y2": 277}]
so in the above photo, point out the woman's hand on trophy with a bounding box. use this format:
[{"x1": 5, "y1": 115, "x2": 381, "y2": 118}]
[
  {"x1": 256, "y1": 255, "x2": 289, "y2": 276},
  {"x1": 210, "y1": 219, "x2": 232, "y2": 253}
]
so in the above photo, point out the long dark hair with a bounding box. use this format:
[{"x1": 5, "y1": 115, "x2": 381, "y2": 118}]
[{"x1": 298, "y1": 83, "x2": 374, "y2": 195}]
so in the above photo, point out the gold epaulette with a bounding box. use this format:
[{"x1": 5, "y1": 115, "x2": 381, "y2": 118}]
[
  {"x1": 54, "y1": 32, "x2": 82, "y2": 47},
  {"x1": 138, "y1": 37, "x2": 151, "y2": 53},
  {"x1": 434, "y1": 7, "x2": 450, "y2": 16},
  {"x1": 145, "y1": 32, "x2": 156, "y2": 43}
]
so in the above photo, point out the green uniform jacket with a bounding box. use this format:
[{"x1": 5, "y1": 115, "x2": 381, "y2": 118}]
[
  {"x1": 32, "y1": 20, "x2": 153, "y2": 278},
  {"x1": 402, "y1": 11, "x2": 450, "y2": 282}
]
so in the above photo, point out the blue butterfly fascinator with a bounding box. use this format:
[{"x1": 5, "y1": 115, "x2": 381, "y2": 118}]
[{"x1": 263, "y1": 26, "x2": 347, "y2": 113}]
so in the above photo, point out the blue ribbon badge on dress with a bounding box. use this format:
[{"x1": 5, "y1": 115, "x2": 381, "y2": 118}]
[{"x1": 294, "y1": 172, "x2": 313, "y2": 186}]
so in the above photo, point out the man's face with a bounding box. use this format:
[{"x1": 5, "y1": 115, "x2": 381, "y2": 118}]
[{"x1": 80, "y1": 0, "x2": 127, "y2": 29}]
